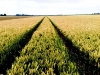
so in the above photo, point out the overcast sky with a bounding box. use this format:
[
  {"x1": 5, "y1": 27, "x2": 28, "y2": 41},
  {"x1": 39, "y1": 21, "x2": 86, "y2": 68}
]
[{"x1": 0, "y1": 0, "x2": 100, "y2": 15}]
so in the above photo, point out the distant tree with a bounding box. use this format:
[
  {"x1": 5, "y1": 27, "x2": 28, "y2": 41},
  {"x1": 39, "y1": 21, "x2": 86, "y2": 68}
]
[
  {"x1": 16, "y1": 14, "x2": 20, "y2": 16},
  {"x1": 0, "y1": 13, "x2": 6, "y2": 16},
  {"x1": 93, "y1": 13, "x2": 100, "y2": 15},
  {"x1": 0, "y1": 14, "x2": 3, "y2": 16},
  {"x1": 4, "y1": 13, "x2": 6, "y2": 16}
]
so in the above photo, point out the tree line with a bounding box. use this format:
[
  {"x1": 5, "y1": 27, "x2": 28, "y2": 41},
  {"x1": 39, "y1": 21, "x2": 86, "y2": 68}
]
[{"x1": 0, "y1": 13, "x2": 6, "y2": 16}]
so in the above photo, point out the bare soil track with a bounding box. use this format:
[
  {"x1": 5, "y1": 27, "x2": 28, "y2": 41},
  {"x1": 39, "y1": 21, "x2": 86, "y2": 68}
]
[
  {"x1": 49, "y1": 18, "x2": 100, "y2": 75},
  {"x1": 0, "y1": 17, "x2": 44, "y2": 74},
  {"x1": 0, "y1": 16, "x2": 30, "y2": 21}
]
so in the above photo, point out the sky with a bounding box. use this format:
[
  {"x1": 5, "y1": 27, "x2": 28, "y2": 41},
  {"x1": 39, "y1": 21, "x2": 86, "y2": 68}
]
[{"x1": 0, "y1": 0, "x2": 100, "y2": 15}]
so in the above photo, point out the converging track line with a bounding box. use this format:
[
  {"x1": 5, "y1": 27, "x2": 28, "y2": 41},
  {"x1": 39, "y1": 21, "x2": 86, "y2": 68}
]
[
  {"x1": 49, "y1": 18, "x2": 100, "y2": 75},
  {"x1": 0, "y1": 17, "x2": 44, "y2": 74}
]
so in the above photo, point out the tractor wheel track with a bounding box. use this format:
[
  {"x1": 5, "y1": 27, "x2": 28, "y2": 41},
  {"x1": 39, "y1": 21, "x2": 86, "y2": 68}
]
[
  {"x1": 0, "y1": 17, "x2": 44, "y2": 74},
  {"x1": 49, "y1": 18, "x2": 100, "y2": 75}
]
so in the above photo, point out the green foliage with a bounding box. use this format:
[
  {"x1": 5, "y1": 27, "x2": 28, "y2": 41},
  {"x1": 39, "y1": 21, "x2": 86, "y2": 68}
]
[
  {"x1": 49, "y1": 16, "x2": 100, "y2": 68},
  {"x1": 0, "y1": 17, "x2": 44, "y2": 73},
  {"x1": 7, "y1": 18, "x2": 79, "y2": 75}
]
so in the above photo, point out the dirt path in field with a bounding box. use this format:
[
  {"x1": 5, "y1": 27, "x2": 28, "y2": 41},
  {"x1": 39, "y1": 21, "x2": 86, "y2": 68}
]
[
  {"x1": 0, "y1": 16, "x2": 29, "y2": 21},
  {"x1": 0, "y1": 17, "x2": 44, "y2": 74},
  {"x1": 49, "y1": 18, "x2": 100, "y2": 75}
]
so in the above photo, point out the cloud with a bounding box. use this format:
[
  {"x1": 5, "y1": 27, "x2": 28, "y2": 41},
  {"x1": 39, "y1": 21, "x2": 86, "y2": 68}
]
[
  {"x1": 33, "y1": 0, "x2": 81, "y2": 3},
  {"x1": 0, "y1": 0, "x2": 100, "y2": 15},
  {"x1": 0, "y1": 0, "x2": 17, "y2": 14}
]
